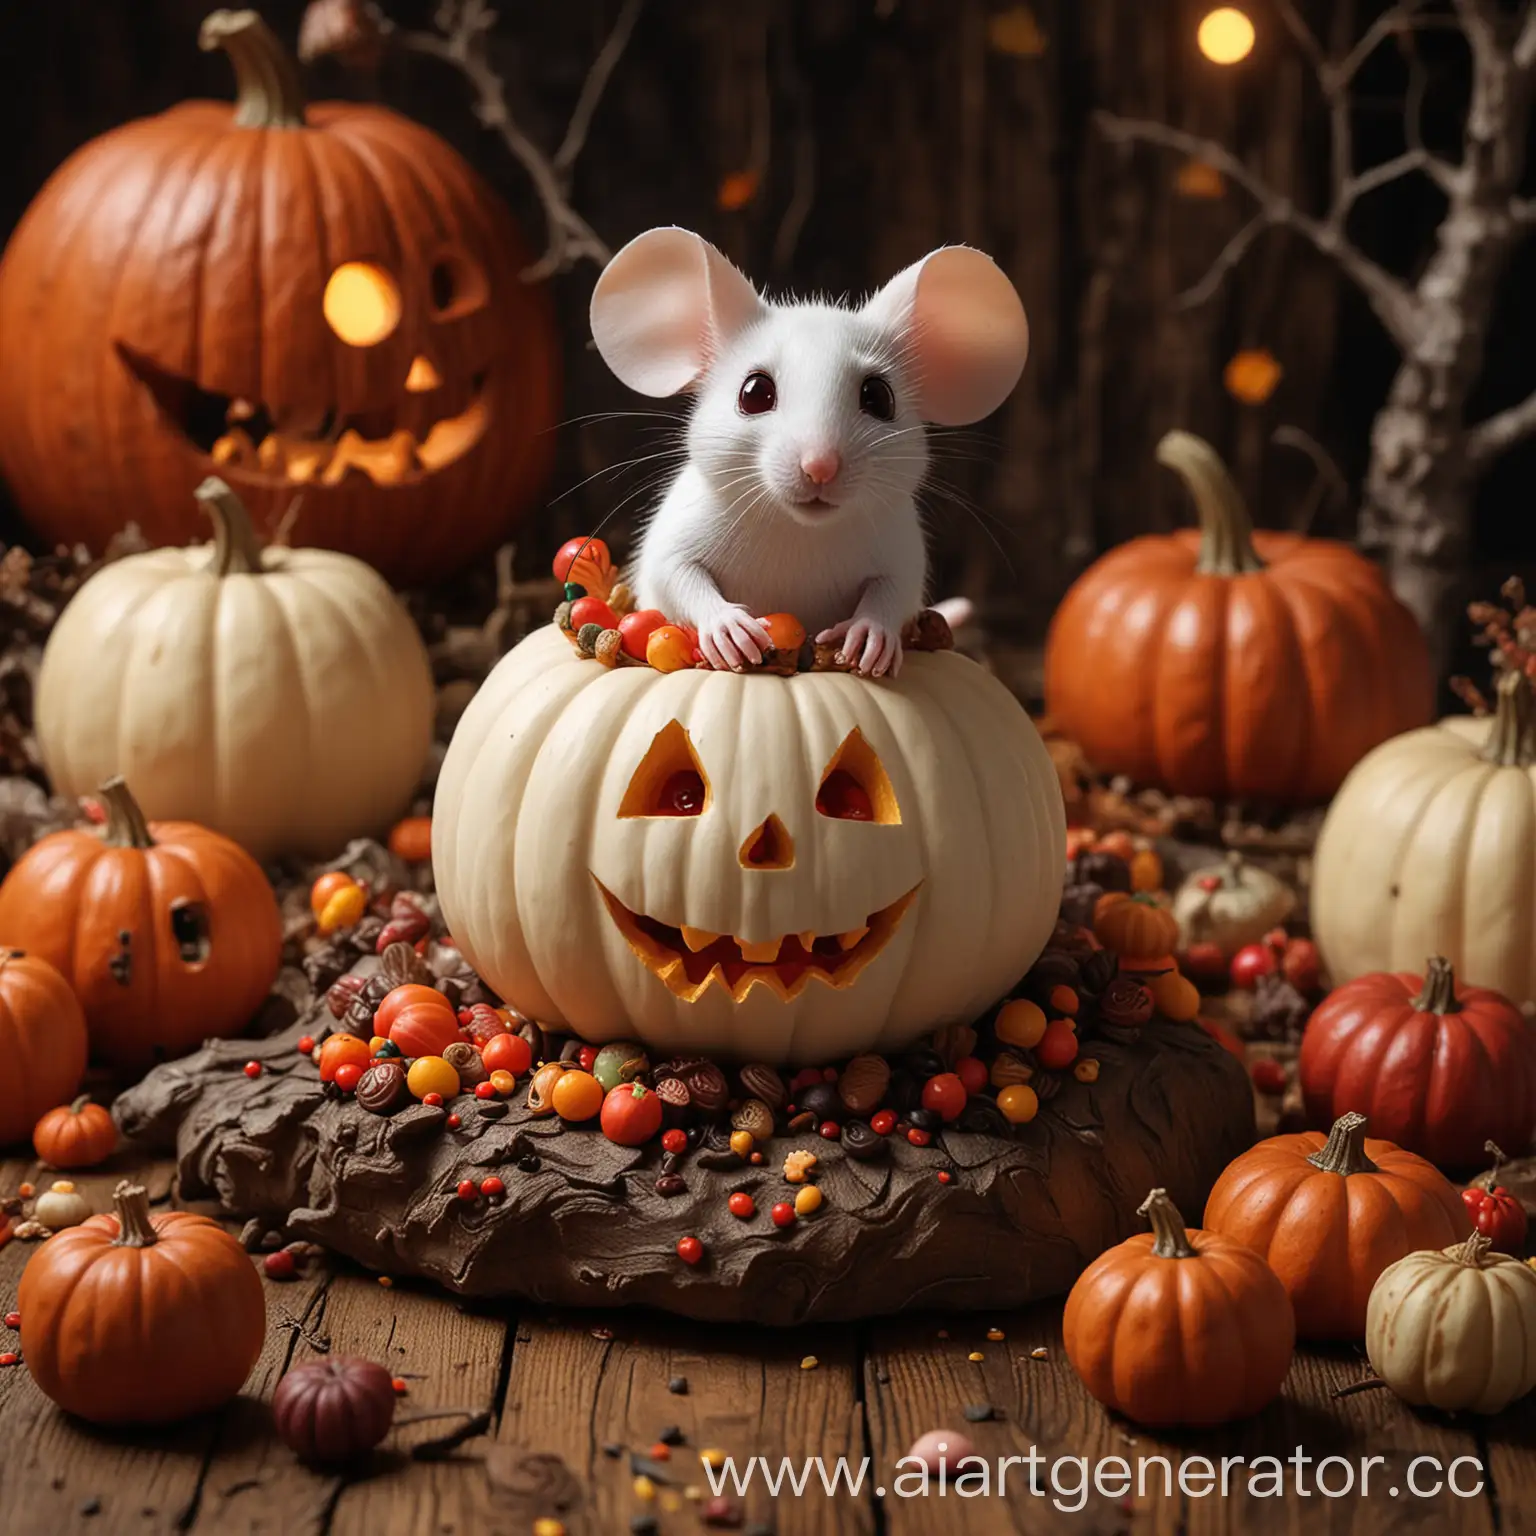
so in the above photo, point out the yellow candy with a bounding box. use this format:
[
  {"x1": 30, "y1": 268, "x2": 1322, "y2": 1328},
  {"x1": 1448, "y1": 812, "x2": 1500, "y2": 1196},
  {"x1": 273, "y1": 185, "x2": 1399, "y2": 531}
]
[
  {"x1": 405, "y1": 1055, "x2": 459, "y2": 1101},
  {"x1": 997, "y1": 1084, "x2": 1039, "y2": 1124},
  {"x1": 317, "y1": 880, "x2": 368, "y2": 936},
  {"x1": 794, "y1": 1185, "x2": 823, "y2": 1216},
  {"x1": 1074, "y1": 1058, "x2": 1101, "y2": 1084},
  {"x1": 729, "y1": 1130, "x2": 755, "y2": 1158},
  {"x1": 700, "y1": 1448, "x2": 726, "y2": 1470},
  {"x1": 996, "y1": 998, "x2": 1047, "y2": 1050},
  {"x1": 369, "y1": 1035, "x2": 387, "y2": 1054},
  {"x1": 489, "y1": 1068, "x2": 516, "y2": 1096}
]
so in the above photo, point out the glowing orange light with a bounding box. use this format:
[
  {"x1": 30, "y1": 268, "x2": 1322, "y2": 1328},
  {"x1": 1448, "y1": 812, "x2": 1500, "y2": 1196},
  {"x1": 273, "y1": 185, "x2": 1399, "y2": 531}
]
[
  {"x1": 1224, "y1": 348, "x2": 1283, "y2": 405},
  {"x1": 1198, "y1": 7, "x2": 1255, "y2": 65},
  {"x1": 323, "y1": 262, "x2": 401, "y2": 347}
]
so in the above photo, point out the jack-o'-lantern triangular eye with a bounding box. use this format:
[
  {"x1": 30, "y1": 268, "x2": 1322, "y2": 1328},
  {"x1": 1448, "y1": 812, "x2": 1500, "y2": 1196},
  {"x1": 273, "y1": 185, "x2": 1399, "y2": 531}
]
[
  {"x1": 816, "y1": 729, "x2": 900, "y2": 824},
  {"x1": 619, "y1": 720, "x2": 711, "y2": 819}
]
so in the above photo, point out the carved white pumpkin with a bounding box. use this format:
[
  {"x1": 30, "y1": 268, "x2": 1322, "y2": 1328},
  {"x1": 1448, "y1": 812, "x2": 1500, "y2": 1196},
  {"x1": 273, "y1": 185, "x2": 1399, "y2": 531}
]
[
  {"x1": 1172, "y1": 851, "x2": 1294, "y2": 957},
  {"x1": 35, "y1": 479, "x2": 433, "y2": 862},
  {"x1": 1366, "y1": 1233, "x2": 1536, "y2": 1413},
  {"x1": 1312, "y1": 668, "x2": 1536, "y2": 1006},
  {"x1": 433, "y1": 625, "x2": 1066, "y2": 1062}
]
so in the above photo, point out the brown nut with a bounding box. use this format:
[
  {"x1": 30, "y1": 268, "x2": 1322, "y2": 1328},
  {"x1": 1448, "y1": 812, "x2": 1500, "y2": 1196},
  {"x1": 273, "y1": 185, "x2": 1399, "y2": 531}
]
[
  {"x1": 526, "y1": 1061, "x2": 569, "y2": 1116},
  {"x1": 730, "y1": 1098, "x2": 775, "y2": 1143},
  {"x1": 837, "y1": 1054, "x2": 891, "y2": 1115}
]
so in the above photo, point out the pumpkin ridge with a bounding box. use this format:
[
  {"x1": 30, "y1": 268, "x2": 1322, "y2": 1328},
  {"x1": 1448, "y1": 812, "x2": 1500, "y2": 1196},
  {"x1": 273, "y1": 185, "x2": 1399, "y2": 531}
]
[{"x1": 1252, "y1": 569, "x2": 1314, "y2": 794}]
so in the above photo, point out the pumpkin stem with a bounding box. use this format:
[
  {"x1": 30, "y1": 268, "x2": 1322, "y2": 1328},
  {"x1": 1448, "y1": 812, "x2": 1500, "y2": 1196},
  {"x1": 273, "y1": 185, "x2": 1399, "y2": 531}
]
[
  {"x1": 1412, "y1": 956, "x2": 1463, "y2": 1015},
  {"x1": 1221, "y1": 850, "x2": 1246, "y2": 888},
  {"x1": 1156, "y1": 430, "x2": 1266, "y2": 577},
  {"x1": 1138, "y1": 1188, "x2": 1198, "y2": 1259},
  {"x1": 1450, "y1": 1232, "x2": 1496, "y2": 1268},
  {"x1": 1307, "y1": 1111, "x2": 1380, "y2": 1177},
  {"x1": 200, "y1": 10, "x2": 307, "y2": 129},
  {"x1": 98, "y1": 778, "x2": 156, "y2": 850},
  {"x1": 109, "y1": 1182, "x2": 159, "y2": 1249},
  {"x1": 1480, "y1": 668, "x2": 1536, "y2": 769},
  {"x1": 194, "y1": 477, "x2": 267, "y2": 576},
  {"x1": 68, "y1": 1094, "x2": 92, "y2": 1115}
]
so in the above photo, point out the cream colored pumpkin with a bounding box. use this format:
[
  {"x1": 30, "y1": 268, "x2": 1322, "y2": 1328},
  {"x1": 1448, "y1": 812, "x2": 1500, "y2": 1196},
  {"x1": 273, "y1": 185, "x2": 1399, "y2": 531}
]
[
  {"x1": 1312, "y1": 668, "x2": 1536, "y2": 1007},
  {"x1": 432, "y1": 624, "x2": 1066, "y2": 1063},
  {"x1": 1172, "y1": 850, "x2": 1293, "y2": 956},
  {"x1": 36, "y1": 478, "x2": 433, "y2": 862},
  {"x1": 1366, "y1": 1233, "x2": 1536, "y2": 1413}
]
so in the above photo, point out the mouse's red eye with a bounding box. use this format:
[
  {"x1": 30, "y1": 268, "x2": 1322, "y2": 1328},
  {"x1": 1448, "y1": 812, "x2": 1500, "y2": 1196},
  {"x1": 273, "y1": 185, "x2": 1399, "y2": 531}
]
[
  {"x1": 738, "y1": 371, "x2": 777, "y2": 415},
  {"x1": 859, "y1": 375, "x2": 895, "y2": 421}
]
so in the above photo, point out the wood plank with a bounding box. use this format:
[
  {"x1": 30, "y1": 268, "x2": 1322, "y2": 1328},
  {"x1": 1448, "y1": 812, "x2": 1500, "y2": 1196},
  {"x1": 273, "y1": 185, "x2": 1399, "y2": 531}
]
[
  {"x1": 1472, "y1": 1385, "x2": 1536, "y2": 1533},
  {"x1": 494, "y1": 1313, "x2": 872, "y2": 1536},
  {"x1": 867, "y1": 1309, "x2": 1499, "y2": 1536}
]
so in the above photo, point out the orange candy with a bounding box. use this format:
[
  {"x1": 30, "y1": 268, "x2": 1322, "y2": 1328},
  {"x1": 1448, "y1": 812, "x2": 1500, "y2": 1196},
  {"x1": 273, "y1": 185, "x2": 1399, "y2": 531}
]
[
  {"x1": 646, "y1": 625, "x2": 696, "y2": 673},
  {"x1": 388, "y1": 816, "x2": 433, "y2": 863},
  {"x1": 761, "y1": 613, "x2": 807, "y2": 653},
  {"x1": 552, "y1": 536, "x2": 613, "y2": 599},
  {"x1": 1048, "y1": 985, "x2": 1079, "y2": 1017},
  {"x1": 318, "y1": 1034, "x2": 372, "y2": 1083},
  {"x1": 1150, "y1": 970, "x2": 1201, "y2": 1022},
  {"x1": 551, "y1": 1069, "x2": 604, "y2": 1122},
  {"x1": 310, "y1": 870, "x2": 356, "y2": 920}
]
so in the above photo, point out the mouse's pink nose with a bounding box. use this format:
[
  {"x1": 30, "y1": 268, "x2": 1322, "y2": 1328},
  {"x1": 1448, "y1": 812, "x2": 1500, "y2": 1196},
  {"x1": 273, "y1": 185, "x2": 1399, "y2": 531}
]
[{"x1": 800, "y1": 449, "x2": 841, "y2": 487}]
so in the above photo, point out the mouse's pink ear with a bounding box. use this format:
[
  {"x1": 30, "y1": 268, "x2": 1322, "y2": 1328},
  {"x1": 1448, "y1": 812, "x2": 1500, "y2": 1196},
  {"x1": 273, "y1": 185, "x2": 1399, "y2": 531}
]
[
  {"x1": 862, "y1": 247, "x2": 1028, "y2": 425},
  {"x1": 590, "y1": 228, "x2": 763, "y2": 396}
]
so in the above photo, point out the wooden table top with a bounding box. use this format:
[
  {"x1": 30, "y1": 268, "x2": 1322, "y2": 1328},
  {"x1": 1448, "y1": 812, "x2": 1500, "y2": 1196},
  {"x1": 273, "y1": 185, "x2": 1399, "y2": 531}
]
[{"x1": 0, "y1": 1148, "x2": 1526, "y2": 1536}]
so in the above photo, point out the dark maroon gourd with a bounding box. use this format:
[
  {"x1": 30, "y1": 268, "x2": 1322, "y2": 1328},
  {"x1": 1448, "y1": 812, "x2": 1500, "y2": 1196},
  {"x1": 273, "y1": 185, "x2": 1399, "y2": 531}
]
[{"x1": 272, "y1": 1357, "x2": 397, "y2": 1463}]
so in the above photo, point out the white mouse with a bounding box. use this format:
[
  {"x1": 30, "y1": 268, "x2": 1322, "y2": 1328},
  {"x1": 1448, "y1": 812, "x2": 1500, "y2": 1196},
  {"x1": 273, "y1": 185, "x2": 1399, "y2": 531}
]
[{"x1": 589, "y1": 228, "x2": 1029, "y2": 676}]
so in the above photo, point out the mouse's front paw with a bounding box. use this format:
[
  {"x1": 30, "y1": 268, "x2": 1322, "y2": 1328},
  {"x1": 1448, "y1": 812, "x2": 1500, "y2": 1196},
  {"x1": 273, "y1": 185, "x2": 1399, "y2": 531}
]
[
  {"x1": 698, "y1": 607, "x2": 773, "y2": 672},
  {"x1": 816, "y1": 618, "x2": 903, "y2": 678}
]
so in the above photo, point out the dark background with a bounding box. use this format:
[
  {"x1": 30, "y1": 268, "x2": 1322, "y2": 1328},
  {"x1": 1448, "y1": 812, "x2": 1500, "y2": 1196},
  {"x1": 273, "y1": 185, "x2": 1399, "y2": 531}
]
[{"x1": 0, "y1": 0, "x2": 1532, "y2": 671}]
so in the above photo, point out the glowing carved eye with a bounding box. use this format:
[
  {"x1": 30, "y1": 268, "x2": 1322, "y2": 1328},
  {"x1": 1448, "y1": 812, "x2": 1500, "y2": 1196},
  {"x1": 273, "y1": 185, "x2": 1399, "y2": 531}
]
[
  {"x1": 323, "y1": 261, "x2": 402, "y2": 347},
  {"x1": 816, "y1": 728, "x2": 900, "y2": 824},
  {"x1": 738, "y1": 371, "x2": 777, "y2": 415},
  {"x1": 429, "y1": 249, "x2": 491, "y2": 319},
  {"x1": 170, "y1": 899, "x2": 211, "y2": 964},
  {"x1": 859, "y1": 376, "x2": 896, "y2": 421},
  {"x1": 619, "y1": 720, "x2": 711, "y2": 818}
]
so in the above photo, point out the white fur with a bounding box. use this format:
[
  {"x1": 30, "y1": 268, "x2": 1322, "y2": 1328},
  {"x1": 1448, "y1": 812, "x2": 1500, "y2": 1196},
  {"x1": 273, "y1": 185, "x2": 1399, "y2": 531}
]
[{"x1": 591, "y1": 230, "x2": 1027, "y2": 677}]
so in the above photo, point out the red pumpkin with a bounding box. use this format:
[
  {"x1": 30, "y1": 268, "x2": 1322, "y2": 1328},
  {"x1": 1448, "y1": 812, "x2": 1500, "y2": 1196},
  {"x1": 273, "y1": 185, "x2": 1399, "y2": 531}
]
[
  {"x1": 273, "y1": 1357, "x2": 398, "y2": 1463},
  {"x1": 19, "y1": 1181, "x2": 266, "y2": 1425},
  {"x1": 601, "y1": 1081, "x2": 663, "y2": 1146},
  {"x1": 33, "y1": 1096, "x2": 118, "y2": 1170},
  {"x1": 1043, "y1": 431, "x2": 1431, "y2": 801},
  {"x1": 0, "y1": 12, "x2": 556, "y2": 584},
  {"x1": 1462, "y1": 1143, "x2": 1530, "y2": 1255},
  {"x1": 0, "y1": 779, "x2": 282, "y2": 1071},
  {"x1": 1299, "y1": 957, "x2": 1536, "y2": 1169},
  {"x1": 0, "y1": 950, "x2": 88, "y2": 1148}
]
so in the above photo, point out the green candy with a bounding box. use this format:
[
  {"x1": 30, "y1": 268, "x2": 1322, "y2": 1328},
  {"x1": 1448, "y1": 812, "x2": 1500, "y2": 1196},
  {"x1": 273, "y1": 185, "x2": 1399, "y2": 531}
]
[
  {"x1": 593, "y1": 1041, "x2": 650, "y2": 1093},
  {"x1": 564, "y1": 581, "x2": 588, "y2": 602}
]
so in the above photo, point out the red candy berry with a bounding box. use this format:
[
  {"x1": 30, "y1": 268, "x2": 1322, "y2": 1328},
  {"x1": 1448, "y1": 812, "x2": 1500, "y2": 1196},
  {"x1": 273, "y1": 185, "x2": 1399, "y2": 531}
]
[
  {"x1": 391, "y1": 1377, "x2": 409, "y2": 1395},
  {"x1": 662, "y1": 1129, "x2": 688, "y2": 1154},
  {"x1": 953, "y1": 1056, "x2": 988, "y2": 1096},
  {"x1": 297, "y1": 1035, "x2": 315, "y2": 1055},
  {"x1": 677, "y1": 1235, "x2": 704, "y2": 1265},
  {"x1": 819, "y1": 1120, "x2": 841, "y2": 1140},
  {"x1": 728, "y1": 1192, "x2": 755, "y2": 1219},
  {"x1": 921, "y1": 1072, "x2": 967, "y2": 1123},
  {"x1": 457, "y1": 1179, "x2": 477, "y2": 1202},
  {"x1": 4, "y1": 1312, "x2": 20, "y2": 1330},
  {"x1": 906, "y1": 1127, "x2": 932, "y2": 1147},
  {"x1": 1230, "y1": 942, "x2": 1277, "y2": 989},
  {"x1": 1035, "y1": 1021, "x2": 1079, "y2": 1071},
  {"x1": 445, "y1": 1113, "x2": 461, "y2": 1130},
  {"x1": 1250, "y1": 1059, "x2": 1287, "y2": 1095},
  {"x1": 474, "y1": 1081, "x2": 497, "y2": 1100},
  {"x1": 870, "y1": 1110, "x2": 896, "y2": 1136},
  {"x1": 578, "y1": 1045, "x2": 599, "y2": 1072},
  {"x1": 422, "y1": 1091, "x2": 444, "y2": 1108},
  {"x1": 0, "y1": 1353, "x2": 18, "y2": 1368},
  {"x1": 771, "y1": 1202, "x2": 796, "y2": 1229},
  {"x1": 263, "y1": 1250, "x2": 297, "y2": 1280},
  {"x1": 457, "y1": 1008, "x2": 474, "y2": 1027},
  {"x1": 480, "y1": 1177, "x2": 505, "y2": 1199},
  {"x1": 937, "y1": 1170, "x2": 953, "y2": 1185},
  {"x1": 243, "y1": 1061, "x2": 263, "y2": 1080},
  {"x1": 789, "y1": 1067, "x2": 825, "y2": 1095},
  {"x1": 332, "y1": 1061, "x2": 364, "y2": 1094}
]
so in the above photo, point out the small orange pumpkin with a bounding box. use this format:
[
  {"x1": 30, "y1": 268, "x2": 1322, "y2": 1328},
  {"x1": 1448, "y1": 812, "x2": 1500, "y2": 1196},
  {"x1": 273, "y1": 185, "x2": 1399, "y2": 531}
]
[
  {"x1": 0, "y1": 778, "x2": 282, "y2": 1070},
  {"x1": 1093, "y1": 891, "x2": 1179, "y2": 961},
  {"x1": 1063, "y1": 1188, "x2": 1295, "y2": 1426},
  {"x1": 387, "y1": 816, "x2": 433, "y2": 864},
  {"x1": 0, "y1": 949, "x2": 88, "y2": 1148},
  {"x1": 1202, "y1": 1111, "x2": 1472, "y2": 1339},
  {"x1": 19, "y1": 1180, "x2": 266, "y2": 1425},
  {"x1": 33, "y1": 1096, "x2": 118, "y2": 1169}
]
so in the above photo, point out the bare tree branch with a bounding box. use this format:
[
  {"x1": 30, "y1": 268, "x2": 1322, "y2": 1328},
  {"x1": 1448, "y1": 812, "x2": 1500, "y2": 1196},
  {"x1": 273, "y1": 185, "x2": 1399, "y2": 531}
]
[
  {"x1": 1095, "y1": 112, "x2": 1423, "y2": 348},
  {"x1": 388, "y1": 0, "x2": 643, "y2": 279},
  {"x1": 1174, "y1": 212, "x2": 1272, "y2": 310},
  {"x1": 1468, "y1": 388, "x2": 1536, "y2": 462},
  {"x1": 1402, "y1": 42, "x2": 1460, "y2": 193}
]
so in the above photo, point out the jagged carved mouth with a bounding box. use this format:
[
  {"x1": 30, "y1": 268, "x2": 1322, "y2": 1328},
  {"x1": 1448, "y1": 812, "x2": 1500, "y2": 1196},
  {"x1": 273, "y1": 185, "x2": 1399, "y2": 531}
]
[
  {"x1": 117, "y1": 343, "x2": 489, "y2": 487},
  {"x1": 596, "y1": 877, "x2": 920, "y2": 1003}
]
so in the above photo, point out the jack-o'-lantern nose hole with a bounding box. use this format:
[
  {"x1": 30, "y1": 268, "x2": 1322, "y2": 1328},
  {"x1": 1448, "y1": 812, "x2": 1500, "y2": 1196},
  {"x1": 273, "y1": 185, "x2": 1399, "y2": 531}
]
[
  {"x1": 740, "y1": 814, "x2": 794, "y2": 870},
  {"x1": 323, "y1": 261, "x2": 401, "y2": 347},
  {"x1": 405, "y1": 355, "x2": 443, "y2": 392}
]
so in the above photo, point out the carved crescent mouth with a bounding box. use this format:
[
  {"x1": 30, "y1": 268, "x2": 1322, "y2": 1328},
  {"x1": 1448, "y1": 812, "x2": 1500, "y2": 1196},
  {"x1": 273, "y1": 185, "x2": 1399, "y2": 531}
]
[
  {"x1": 595, "y1": 878, "x2": 920, "y2": 1003},
  {"x1": 117, "y1": 343, "x2": 489, "y2": 486}
]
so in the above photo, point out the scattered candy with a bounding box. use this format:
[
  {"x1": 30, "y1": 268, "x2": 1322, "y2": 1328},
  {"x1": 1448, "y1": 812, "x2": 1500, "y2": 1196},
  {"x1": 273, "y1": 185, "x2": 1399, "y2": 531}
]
[
  {"x1": 997, "y1": 1084, "x2": 1039, "y2": 1124},
  {"x1": 794, "y1": 1186, "x2": 823, "y2": 1217},
  {"x1": 729, "y1": 1130, "x2": 755, "y2": 1158},
  {"x1": 968, "y1": 1351, "x2": 984, "y2": 1362},
  {"x1": 333, "y1": 1061, "x2": 364, "y2": 1095},
  {"x1": 445, "y1": 1113, "x2": 461, "y2": 1129},
  {"x1": 0, "y1": 1353, "x2": 18, "y2": 1368},
  {"x1": 633, "y1": 1475, "x2": 657, "y2": 1500},
  {"x1": 457, "y1": 1179, "x2": 477, "y2": 1202},
  {"x1": 243, "y1": 1061, "x2": 262, "y2": 1079},
  {"x1": 648, "y1": 1441, "x2": 672, "y2": 1462},
  {"x1": 1073, "y1": 1058, "x2": 1100, "y2": 1084},
  {"x1": 818, "y1": 1120, "x2": 841, "y2": 1140},
  {"x1": 489, "y1": 1069, "x2": 517, "y2": 1096},
  {"x1": 700, "y1": 1448, "x2": 726, "y2": 1470},
  {"x1": 906, "y1": 1127, "x2": 931, "y2": 1147},
  {"x1": 532, "y1": 1520, "x2": 566, "y2": 1536},
  {"x1": 987, "y1": 1328, "x2": 1005, "y2": 1341},
  {"x1": 783, "y1": 1150, "x2": 817, "y2": 1183},
  {"x1": 677, "y1": 1236, "x2": 704, "y2": 1265},
  {"x1": 800, "y1": 1356, "x2": 818, "y2": 1371},
  {"x1": 552, "y1": 1069, "x2": 604, "y2": 1123},
  {"x1": 296, "y1": 1035, "x2": 315, "y2": 1055},
  {"x1": 770, "y1": 1202, "x2": 796, "y2": 1229},
  {"x1": 474, "y1": 1081, "x2": 498, "y2": 1099},
  {"x1": 727, "y1": 1192, "x2": 755, "y2": 1220},
  {"x1": 938, "y1": 1171, "x2": 953, "y2": 1185},
  {"x1": 480, "y1": 1177, "x2": 505, "y2": 1199},
  {"x1": 905, "y1": 1428, "x2": 976, "y2": 1474},
  {"x1": 3, "y1": 1312, "x2": 18, "y2": 1329},
  {"x1": 662, "y1": 1129, "x2": 688, "y2": 1155},
  {"x1": 421, "y1": 1091, "x2": 444, "y2": 1108},
  {"x1": 263, "y1": 1251, "x2": 297, "y2": 1280},
  {"x1": 870, "y1": 1109, "x2": 896, "y2": 1136}
]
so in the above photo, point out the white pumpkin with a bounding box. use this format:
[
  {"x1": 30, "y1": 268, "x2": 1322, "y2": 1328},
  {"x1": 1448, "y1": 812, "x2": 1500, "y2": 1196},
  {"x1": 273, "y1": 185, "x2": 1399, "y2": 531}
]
[
  {"x1": 1366, "y1": 1233, "x2": 1536, "y2": 1414},
  {"x1": 1312, "y1": 667, "x2": 1536, "y2": 1007},
  {"x1": 35, "y1": 478, "x2": 434, "y2": 862},
  {"x1": 32, "y1": 1180, "x2": 91, "y2": 1232},
  {"x1": 1171, "y1": 850, "x2": 1294, "y2": 956},
  {"x1": 432, "y1": 625, "x2": 1066, "y2": 1063}
]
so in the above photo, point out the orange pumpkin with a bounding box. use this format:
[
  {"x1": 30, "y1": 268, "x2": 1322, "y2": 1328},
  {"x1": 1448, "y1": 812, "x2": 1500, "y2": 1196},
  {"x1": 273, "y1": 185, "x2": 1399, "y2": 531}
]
[
  {"x1": 33, "y1": 1096, "x2": 118, "y2": 1169},
  {"x1": 1062, "y1": 1188, "x2": 1294, "y2": 1426},
  {"x1": 19, "y1": 1180, "x2": 266, "y2": 1425},
  {"x1": 0, "y1": 11, "x2": 557, "y2": 584},
  {"x1": 1043, "y1": 431, "x2": 1432, "y2": 801},
  {"x1": 1202, "y1": 1111, "x2": 1472, "y2": 1339},
  {"x1": 0, "y1": 950, "x2": 88, "y2": 1148},
  {"x1": 1092, "y1": 892, "x2": 1179, "y2": 961},
  {"x1": 0, "y1": 778, "x2": 282, "y2": 1071}
]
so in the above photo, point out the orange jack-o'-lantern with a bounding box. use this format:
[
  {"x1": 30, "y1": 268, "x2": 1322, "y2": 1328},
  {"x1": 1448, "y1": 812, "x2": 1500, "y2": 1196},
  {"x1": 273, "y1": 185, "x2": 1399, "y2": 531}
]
[
  {"x1": 433, "y1": 626, "x2": 1067, "y2": 1063},
  {"x1": 0, "y1": 10, "x2": 557, "y2": 584}
]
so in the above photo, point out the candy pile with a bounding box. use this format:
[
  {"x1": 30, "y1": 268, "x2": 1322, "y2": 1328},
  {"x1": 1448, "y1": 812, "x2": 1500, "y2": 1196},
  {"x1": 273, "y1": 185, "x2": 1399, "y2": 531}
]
[{"x1": 549, "y1": 535, "x2": 954, "y2": 674}]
